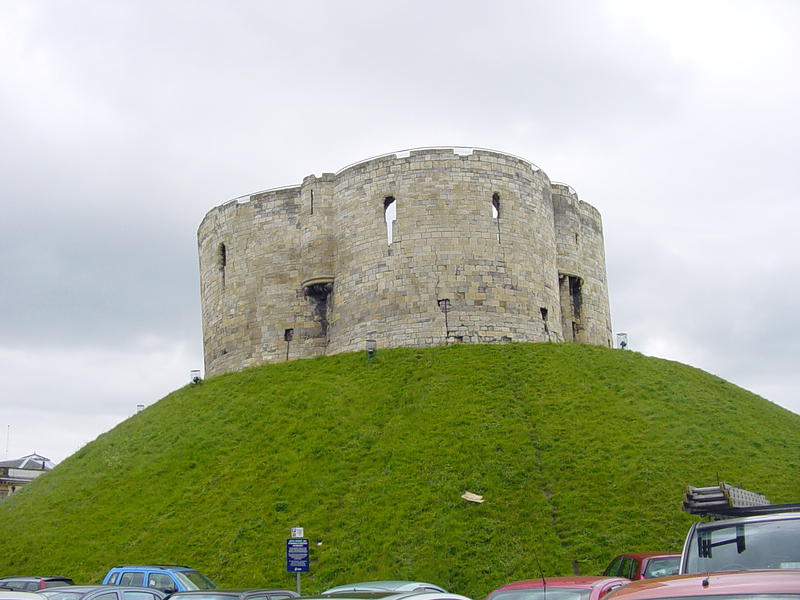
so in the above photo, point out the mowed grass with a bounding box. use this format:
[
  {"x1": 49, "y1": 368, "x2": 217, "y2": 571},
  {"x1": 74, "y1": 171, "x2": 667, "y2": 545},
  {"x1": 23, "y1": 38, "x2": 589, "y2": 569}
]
[{"x1": 2, "y1": 343, "x2": 799, "y2": 598}]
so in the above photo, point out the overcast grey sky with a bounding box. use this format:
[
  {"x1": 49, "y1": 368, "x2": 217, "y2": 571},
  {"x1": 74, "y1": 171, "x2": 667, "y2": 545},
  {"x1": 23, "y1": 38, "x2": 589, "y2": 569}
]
[{"x1": 2, "y1": 0, "x2": 798, "y2": 463}]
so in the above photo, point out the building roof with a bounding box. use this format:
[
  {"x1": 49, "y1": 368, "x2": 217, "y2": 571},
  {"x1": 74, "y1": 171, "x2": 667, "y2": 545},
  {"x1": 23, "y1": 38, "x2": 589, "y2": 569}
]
[{"x1": 0, "y1": 453, "x2": 54, "y2": 471}]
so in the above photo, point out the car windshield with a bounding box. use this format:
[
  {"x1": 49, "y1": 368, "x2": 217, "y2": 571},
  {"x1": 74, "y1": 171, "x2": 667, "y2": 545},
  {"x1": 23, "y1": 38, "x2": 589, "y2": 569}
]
[
  {"x1": 172, "y1": 595, "x2": 235, "y2": 600},
  {"x1": 643, "y1": 557, "x2": 680, "y2": 578},
  {"x1": 684, "y1": 517, "x2": 800, "y2": 573},
  {"x1": 173, "y1": 572, "x2": 216, "y2": 591},
  {"x1": 39, "y1": 591, "x2": 86, "y2": 600},
  {"x1": 489, "y1": 589, "x2": 591, "y2": 600},
  {"x1": 636, "y1": 596, "x2": 800, "y2": 600}
]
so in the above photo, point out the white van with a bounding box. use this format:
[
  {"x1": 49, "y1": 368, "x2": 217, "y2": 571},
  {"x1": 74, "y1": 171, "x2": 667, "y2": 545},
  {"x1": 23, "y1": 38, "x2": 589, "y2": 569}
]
[{"x1": 680, "y1": 510, "x2": 800, "y2": 573}]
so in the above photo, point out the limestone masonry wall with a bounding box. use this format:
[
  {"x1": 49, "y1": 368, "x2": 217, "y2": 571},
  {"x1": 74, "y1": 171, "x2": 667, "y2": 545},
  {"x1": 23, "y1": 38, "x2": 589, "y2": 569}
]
[{"x1": 198, "y1": 148, "x2": 612, "y2": 376}]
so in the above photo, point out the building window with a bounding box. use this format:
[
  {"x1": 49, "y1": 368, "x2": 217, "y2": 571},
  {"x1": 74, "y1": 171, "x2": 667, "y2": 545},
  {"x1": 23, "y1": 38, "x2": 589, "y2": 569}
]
[
  {"x1": 217, "y1": 243, "x2": 227, "y2": 287},
  {"x1": 384, "y1": 196, "x2": 396, "y2": 245},
  {"x1": 492, "y1": 192, "x2": 501, "y2": 242},
  {"x1": 218, "y1": 243, "x2": 227, "y2": 269}
]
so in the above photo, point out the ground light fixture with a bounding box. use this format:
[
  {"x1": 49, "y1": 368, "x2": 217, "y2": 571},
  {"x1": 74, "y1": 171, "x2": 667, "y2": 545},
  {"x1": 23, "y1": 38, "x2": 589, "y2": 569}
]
[
  {"x1": 190, "y1": 369, "x2": 202, "y2": 384},
  {"x1": 366, "y1": 339, "x2": 377, "y2": 360},
  {"x1": 616, "y1": 332, "x2": 628, "y2": 349},
  {"x1": 437, "y1": 298, "x2": 452, "y2": 341}
]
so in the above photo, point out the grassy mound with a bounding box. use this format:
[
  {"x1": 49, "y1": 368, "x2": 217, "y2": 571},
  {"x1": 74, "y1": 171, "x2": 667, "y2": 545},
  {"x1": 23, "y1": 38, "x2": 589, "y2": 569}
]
[{"x1": 2, "y1": 343, "x2": 799, "y2": 598}]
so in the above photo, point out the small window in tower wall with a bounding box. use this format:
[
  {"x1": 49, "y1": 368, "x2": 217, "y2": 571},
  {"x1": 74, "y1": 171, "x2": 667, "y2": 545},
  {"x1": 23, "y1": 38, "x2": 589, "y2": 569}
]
[
  {"x1": 218, "y1": 243, "x2": 227, "y2": 269},
  {"x1": 218, "y1": 243, "x2": 227, "y2": 288},
  {"x1": 384, "y1": 196, "x2": 396, "y2": 245},
  {"x1": 492, "y1": 192, "x2": 501, "y2": 243}
]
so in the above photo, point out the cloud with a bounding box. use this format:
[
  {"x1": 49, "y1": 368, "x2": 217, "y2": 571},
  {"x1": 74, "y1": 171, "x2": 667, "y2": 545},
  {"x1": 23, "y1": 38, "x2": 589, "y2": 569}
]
[
  {"x1": 0, "y1": 337, "x2": 200, "y2": 462},
  {"x1": 1, "y1": 0, "x2": 799, "y2": 462}
]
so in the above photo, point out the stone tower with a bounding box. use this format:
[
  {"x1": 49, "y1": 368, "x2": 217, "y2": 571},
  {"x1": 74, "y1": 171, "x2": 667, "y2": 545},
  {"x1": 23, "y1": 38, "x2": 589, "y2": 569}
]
[{"x1": 198, "y1": 147, "x2": 612, "y2": 377}]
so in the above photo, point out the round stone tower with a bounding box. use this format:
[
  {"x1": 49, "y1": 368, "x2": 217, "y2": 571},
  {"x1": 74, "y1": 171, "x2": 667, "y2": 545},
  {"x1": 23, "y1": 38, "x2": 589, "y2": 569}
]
[{"x1": 198, "y1": 147, "x2": 612, "y2": 377}]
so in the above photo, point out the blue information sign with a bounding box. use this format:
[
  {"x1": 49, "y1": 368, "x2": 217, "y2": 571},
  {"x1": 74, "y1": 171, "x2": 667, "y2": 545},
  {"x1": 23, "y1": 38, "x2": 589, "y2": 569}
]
[{"x1": 286, "y1": 538, "x2": 309, "y2": 572}]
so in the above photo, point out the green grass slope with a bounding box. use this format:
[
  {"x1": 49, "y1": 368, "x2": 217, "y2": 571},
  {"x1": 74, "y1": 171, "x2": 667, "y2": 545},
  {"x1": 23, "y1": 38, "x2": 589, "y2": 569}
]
[{"x1": 2, "y1": 343, "x2": 800, "y2": 598}]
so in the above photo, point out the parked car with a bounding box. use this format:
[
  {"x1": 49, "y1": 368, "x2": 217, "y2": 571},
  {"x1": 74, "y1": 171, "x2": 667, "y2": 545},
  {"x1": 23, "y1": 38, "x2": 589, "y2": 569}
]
[
  {"x1": 0, "y1": 578, "x2": 73, "y2": 591},
  {"x1": 102, "y1": 567, "x2": 215, "y2": 593},
  {"x1": 324, "y1": 582, "x2": 447, "y2": 594},
  {"x1": 605, "y1": 570, "x2": 800, "y2": 600},
  {"x1": 484, "y1": 577, "x2": 631, "y2": 600},
  {"x1": 299, "y1": 592, "x2": 470, "y2": 600},
  {"x1": 0, "y1": 592, "x2": 45, "y2": 600},
  {"x1": 166, "y1": 590, "x2": 298, "y2": 600},
  {"x1": 603, "y1": 553, "x2": 680, "y2": 580},
  {"x1": 39, "y1": 586, "x2": 167, "y2": 600},
  {"x1": 680, "y1": 510, "x2": 800, "y2": 574}
]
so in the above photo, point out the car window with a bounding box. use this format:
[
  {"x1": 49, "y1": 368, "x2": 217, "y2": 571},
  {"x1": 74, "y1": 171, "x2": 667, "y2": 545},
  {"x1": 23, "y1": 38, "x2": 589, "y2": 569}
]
[
  {"x1": 270, "y1": 595, "x2": 294, "y2": 600},
  {"x1": 10, "y1": 583, "x2": 28, "y2": 591},
  {"x1": 643, "y1": 557, "x2": 680, "y2": 579},
  {"x1": 604, "y1": 557, "x2": 623, "y2": 576},
  {"x1": 93, "y1": 593, "x2": 119, "y2": 600},
  {"x1": 108, "y1": 574, "x2": 119, "y2": 585},
  {"x1": 123, "y1": 591, "x2": 162, "y2": 600},
  {"x1": 685, "y1": 517, "x2": 800, "y2": 573},
  {"x1": 621, "y1": 557, "x2": 638, "y2": 579},
  {"x1": 119, "y1": 573, "x2": 145, "y2": 587},
  {"x1": 173, "y1": 571, "x2": 215, "y2": 591},
  {"x1": 488, "y1": 588, "x2": 592, "y2": 600},
  {"x1": 25, "y1": 583, "x2": 39, "y2": 591},
  {"x1": 148, "y1": 574, "x2": 175, "y2": 590}
]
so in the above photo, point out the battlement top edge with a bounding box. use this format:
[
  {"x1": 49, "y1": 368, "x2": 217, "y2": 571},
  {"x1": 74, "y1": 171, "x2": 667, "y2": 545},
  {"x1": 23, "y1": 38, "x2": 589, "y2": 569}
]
[
  {"x1": 334, "y1": 146, "x2": 543, "y2": 176},
  {"x1": 205, "y1": 147, "x2": 552, "y2": 220},
  {"x1": 550, "y1": 181, "x2": 578, "y2": 196}
]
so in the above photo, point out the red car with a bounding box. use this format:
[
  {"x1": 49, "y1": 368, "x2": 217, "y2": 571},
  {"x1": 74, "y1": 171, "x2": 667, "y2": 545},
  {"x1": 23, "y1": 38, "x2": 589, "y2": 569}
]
[
  {"x1": 603, "y1": 553, "x2": 680, "y2": 580},
  {"x1": 605, "y1": 570, "x2": 800, "y2": 600},
  {"x1": 485, "y1": 577, "x2": 631, "y2": 600}
]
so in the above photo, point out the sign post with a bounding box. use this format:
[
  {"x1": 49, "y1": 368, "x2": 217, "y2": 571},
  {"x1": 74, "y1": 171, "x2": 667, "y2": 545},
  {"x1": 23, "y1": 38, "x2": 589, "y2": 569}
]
[{"x1": 286, "y1": 527, "x2": 309, "y2": 594}]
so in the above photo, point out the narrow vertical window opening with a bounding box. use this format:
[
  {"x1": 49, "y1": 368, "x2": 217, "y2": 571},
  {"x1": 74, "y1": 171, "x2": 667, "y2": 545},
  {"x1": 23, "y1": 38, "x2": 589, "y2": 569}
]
[
  {"x1": 491, "y1": 192, "x2": 501, "y2": 243},
  {"x1": 384, "y1": 196, "x2": 396, "y2": 245},
  {"x1": 540, "y1": 307, "x2": 549, "y2": 334},
  {"x1": 310, "y1": 189, "x2": 314, "y2": 215},
  {"x1": 218, "y1": 243, "x2": 227, "y2": 288}
]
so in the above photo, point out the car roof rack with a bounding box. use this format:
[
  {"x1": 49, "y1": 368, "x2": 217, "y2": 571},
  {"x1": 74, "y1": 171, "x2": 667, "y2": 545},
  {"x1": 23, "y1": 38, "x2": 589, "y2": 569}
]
[{"x1": 684, "y1": 482, "x2": 800, "y2": 519}]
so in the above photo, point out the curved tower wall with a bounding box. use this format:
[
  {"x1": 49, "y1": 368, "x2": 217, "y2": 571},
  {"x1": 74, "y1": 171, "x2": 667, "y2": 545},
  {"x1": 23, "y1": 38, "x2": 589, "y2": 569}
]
[
  {"x1": 198, "y1": 148, "x2": 612, "y2": 377},
  {"x1": 551, "y1": 184, "x2": 613, "y2": 347}
]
